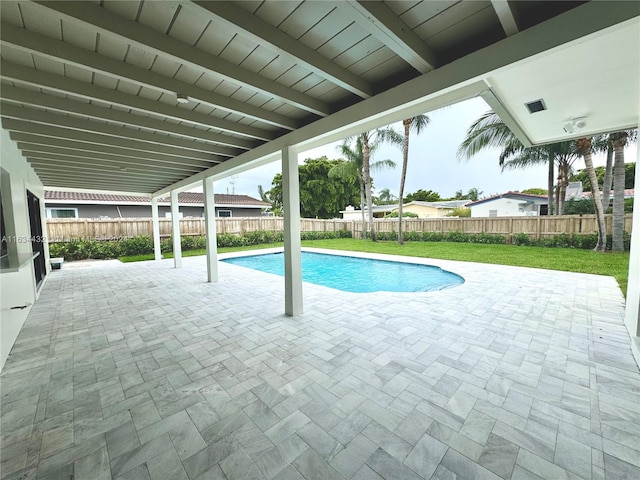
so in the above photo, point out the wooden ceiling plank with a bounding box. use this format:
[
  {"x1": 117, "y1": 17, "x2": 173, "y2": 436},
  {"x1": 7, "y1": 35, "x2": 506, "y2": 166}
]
[
  {"x1": 0, "y1": 104, "x2": 226, "y2": 160},
  {"x1": 32, "y1": 1, "x2": 330, "y2": 117},
  {"x1": 2, "y1": 118, "x2": 222, "y2": 165},
  {"x1": 0, "y1": 60, "x2": 275, "y2": 141},
  {"x1": 0, "y1": 21, "x2": 299, "y2": 129},
  {"x1": 188, "y1": 1, "x2": 373, "y2": 98},
  {"x1": 340, "y1": 1, "x2": 438, "y2": 74},
  {"x1": 10, "y1": 132, "x2": 218, "y2": 169},
  {"x1": 1, "y1": 85, "x2": 254, "y2": 151}
]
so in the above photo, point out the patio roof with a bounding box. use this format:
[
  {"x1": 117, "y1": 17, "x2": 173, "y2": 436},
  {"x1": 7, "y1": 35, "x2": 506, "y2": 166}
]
[{"x1": 0, "y1": 1, "x2": 637, "y2": 194}]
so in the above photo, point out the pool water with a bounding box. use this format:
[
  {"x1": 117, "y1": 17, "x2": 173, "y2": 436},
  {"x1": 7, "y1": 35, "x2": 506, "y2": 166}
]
[{"x1": 222, "y1": 251, "x2": 464, "y2": 293}]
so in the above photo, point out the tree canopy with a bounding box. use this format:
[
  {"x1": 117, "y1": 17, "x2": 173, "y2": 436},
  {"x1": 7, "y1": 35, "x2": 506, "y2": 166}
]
[
  {"x1": 265, "y1": 157, "x2": 360, "y2": 219},
  {"x1": 569, "y1": 162, "x2": 635, "y2": 191},
  {"x1": 404, "y1": 189, "x2": 441, "y2": 202}
]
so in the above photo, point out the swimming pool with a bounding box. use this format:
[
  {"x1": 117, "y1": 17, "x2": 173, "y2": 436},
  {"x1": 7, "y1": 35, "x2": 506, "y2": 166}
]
[{"x1": 222, "y1": 251, "x2": 464, "y2": 293}]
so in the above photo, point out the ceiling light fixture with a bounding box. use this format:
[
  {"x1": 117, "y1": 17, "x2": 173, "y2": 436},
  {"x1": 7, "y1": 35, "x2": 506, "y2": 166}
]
[
  {"x1": 176, "y1": 94, "x2": 189, "y2": 104},
  {"x1": 563, "y1": 117, "x2": 587, "y2": 134}
]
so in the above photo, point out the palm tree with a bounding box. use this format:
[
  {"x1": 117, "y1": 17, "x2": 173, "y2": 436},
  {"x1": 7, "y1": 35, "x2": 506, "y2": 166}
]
[
  {"x1": 358, "y1": 129, "x2": 400, "y2": 241},
  {"x1": 598, "y1": 137, "x2": 614, "y2": 212},
  {"x1": 575, "y1": 137, "x2": 606, "y2": 252},
  {"x1": 609, "y1": 129, "x2": 637, "y2": 251},
  {"x1": 331, "y1": 136, "x2": 395, "y2": 239},
  {"x1": 466, "y1": 187, "x2": 483, "y2": 202},
  {"x1": 457, "y1": 112, "x2": 556, "y2": 215},
  {"x1": 397, "y1": 115, "x2": 430, "y2": 244},
  {"x1": 377, "y1": 188, "x2": 396, "y2": 204},
  {"x1": 498, "y1": 142, "x2": 579, "y2": 215}
]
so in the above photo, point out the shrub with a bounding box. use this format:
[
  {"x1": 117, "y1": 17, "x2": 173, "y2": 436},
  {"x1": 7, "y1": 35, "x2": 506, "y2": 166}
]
[{"x1": 384, "y1": 211, "x2": 419, "y2": 218}]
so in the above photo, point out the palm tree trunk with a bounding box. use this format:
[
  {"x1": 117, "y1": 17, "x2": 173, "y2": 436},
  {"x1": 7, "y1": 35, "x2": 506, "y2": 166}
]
[
  {"x1": 361, "y1": 134, "x2": 376, "y2": 241},
  {"x1": 612, "y1": 133, "x2": 627, "y2": 251},
  {"x1": 601, "y1": 144, "x2": 614, "y2": 212},
  {"x1": 547, "y1": 159, "x2": 554, "y2": 215},
  {"x1": 358, "y1": 175, "x2": 366, "y2": 239},
  {"x1": 577, "y1": 138, "x2": 606, "y2": 252},
  {"x1": 398, "y1": 120, "x2": 410, "y2": 244},
  {"x1": 557, "y1": 161, "x2": 570, "y2": 216}
]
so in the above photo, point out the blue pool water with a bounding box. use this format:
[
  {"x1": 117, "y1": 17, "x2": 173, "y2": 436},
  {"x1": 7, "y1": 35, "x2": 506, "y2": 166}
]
[{"x1": 222, "y1": 251, "x2": 464, "y2": 293}]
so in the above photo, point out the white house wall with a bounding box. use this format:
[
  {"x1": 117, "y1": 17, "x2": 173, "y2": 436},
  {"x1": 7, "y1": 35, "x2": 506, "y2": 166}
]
[
  {"x1": 0, "y1": 127, "x2": 49, "y2": 371},
  {"x1": 470, "y1": 198, "x2": 542, "y2": 218}
]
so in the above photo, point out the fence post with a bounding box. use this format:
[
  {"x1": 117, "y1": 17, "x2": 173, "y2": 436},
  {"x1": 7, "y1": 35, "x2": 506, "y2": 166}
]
[{"x1": 536, "y1": 216, "x2": 542, "y2": 240}]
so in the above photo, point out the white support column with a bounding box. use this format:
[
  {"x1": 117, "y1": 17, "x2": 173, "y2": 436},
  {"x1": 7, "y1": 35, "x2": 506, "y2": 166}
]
[
  {"x1": 203, "y1": 177, "x2": 218, "y2": 282},
  {"x1": 625, "y1": 144, "x2": 640, "y2": 366},
  {"x1": 282, "y1": 146, "x2": 303, "y2": 316},
  {"x1": 170, "y1": 190, "x2": 182, "y2": 268},
  {"x1": 151, "y1": 197, "x2": 162, "y2": 261}
]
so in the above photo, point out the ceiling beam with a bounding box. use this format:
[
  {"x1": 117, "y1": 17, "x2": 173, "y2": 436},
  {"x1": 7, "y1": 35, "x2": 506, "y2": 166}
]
[
  {"x1": 19, "y1": 148, "x2": 203, "y2": 174},
  {"x1": 40, "y1": 177, "x2": 163, "y2": 192},
  {"x1": 1, "y1": 85, "x2": 256, "y2": 150},
  {"x1": 33, "y1": 1, "x2": 330, "y2": 117},
  {"x1": 32, "y1": 167, "x2": 178, "y2": 185},
  {"x1": 188, "y1": 1, "x2": 373, "y2": 98},
  {"x1": 341, "y1": 1, "x2": 438, "y2": 74},
  {"x1": 0, "y1": 62, "x2": 274, "y2": 141},
  {"x1": 0, "y1": 22, "x2": 298, "y2": 130},
  {"x1": 10, "y1": 134, "x2": 214, "y2": 169},
  {"x1": 34, "y1": 173, "x2": 172, "y2": 191},
  {"x1": 27, "y1": 157, "x2": 191, "y2": 180},
  {"x1": 1, "y1": 107, "x2": 225, "y2": 161},
  {"x1": 4, "y1": 119, "x2": 222, "y2": 165},
  {"x1": 1, "y1": 101, "x2": 236, "y2": 157},
  {"x1": 491, "y1": 0, "x2": 519, "y2": 37}
]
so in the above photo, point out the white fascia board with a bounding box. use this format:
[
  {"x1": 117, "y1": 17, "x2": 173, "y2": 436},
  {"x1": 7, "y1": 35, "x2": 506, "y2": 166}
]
[{"x1": 154, "y1": 2, "x2": 639, "y2": 197}]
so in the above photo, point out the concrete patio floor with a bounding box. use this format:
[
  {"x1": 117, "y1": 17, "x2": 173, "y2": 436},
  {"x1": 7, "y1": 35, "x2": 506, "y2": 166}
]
[{"x1": 1, "y1": 249, "x2": 639, "y2": 480}]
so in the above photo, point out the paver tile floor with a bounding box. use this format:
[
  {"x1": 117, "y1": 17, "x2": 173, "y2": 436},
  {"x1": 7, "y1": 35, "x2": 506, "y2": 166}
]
[{"x1": 1, "y1": 249, "x2": 639, "y2": 480}]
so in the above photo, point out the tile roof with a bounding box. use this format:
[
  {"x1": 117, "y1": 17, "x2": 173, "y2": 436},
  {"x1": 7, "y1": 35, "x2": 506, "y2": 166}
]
[{"x1": 44, "y1": 190, "x2": 270, "y2": 207}]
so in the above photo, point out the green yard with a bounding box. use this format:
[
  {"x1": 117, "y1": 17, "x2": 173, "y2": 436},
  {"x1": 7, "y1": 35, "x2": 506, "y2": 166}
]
[{"x1": 119, "y1": 239, "x2": 630, "y2": 295}]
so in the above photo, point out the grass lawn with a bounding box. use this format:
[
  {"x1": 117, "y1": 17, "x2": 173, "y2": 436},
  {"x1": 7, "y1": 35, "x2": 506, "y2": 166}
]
[{"x1": 120, "y1": 239, "x2": 630, "y2": 294}]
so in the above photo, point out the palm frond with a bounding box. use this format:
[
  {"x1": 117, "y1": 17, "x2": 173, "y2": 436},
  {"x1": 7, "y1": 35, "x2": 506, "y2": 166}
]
[{"x1": 457, "y1": 111, "x2": 524, "y2": 161}]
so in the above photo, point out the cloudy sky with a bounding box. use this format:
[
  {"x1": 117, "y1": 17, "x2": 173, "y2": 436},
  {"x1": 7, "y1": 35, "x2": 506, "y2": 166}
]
[{"x1": 212, "y1": 97, "x2": 637, "y2": 200}]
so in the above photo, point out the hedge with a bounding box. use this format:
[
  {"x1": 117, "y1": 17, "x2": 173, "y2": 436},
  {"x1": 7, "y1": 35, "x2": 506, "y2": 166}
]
[
  {"x1": 513, "y1": 232, "x2": 631, "y2": 251},
  {"x1": 48, "y1": 230, "x2": 352, "y2": 261}
]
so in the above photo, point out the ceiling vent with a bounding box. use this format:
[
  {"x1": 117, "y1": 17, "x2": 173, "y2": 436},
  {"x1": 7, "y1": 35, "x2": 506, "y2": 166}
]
[{"x1": 525, "y1": 99, "x2": 546, "y2": 114}]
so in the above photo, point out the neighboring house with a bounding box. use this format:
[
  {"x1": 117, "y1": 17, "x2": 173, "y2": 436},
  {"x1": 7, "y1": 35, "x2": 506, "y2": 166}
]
[
  {"x1": 566, "y1": 182, "x2": 635, "y2": 201},
  {"x1": 394, "y1": 200, "x2": 469, "y2": 218},
  {"x1": 467, "y1": 192, "x2": 548, "y2": 217},
  {"x1": 340, "y1": 205, "x2": 396, "y2": 220},
  {"x1": 340, "y1": 200, "x2": 469, "y2": 220},
  {"x1": 44, "y1": 191, "x2": 271, "y2": 219}
]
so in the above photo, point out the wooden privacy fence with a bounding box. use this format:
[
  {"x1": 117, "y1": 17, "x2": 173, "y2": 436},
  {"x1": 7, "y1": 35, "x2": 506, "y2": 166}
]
[{"x1": 46, "y1": 214, "x2": 633, "y2": 243}]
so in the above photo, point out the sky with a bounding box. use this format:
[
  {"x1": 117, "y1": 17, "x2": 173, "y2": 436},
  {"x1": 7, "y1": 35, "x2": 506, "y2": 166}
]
[{"x1": 211, "y1": 97, "x2": 637, "y2": 200}]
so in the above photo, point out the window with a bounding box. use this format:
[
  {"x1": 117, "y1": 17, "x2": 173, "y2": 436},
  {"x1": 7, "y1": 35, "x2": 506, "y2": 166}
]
[
  {"x1": 489, "y1": 210, "x2": 497, "y2": 218},
  {"x1": 46, "y1": 208, "x2": 78, "y2": 219},
  {"x1": 217, "y1": 210, "x2": 232, "y2": 218}
]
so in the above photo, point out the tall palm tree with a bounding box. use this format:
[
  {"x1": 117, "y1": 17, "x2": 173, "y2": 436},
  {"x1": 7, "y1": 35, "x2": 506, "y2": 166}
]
[
  {"x1": 331, "y1": 136, "x2": 395, "y2": 239},
  {"x1": 359, "y1": 128, "x2": 400, "y2": 241},
  {"x1": 575, "y1": 137, "x2": 606, "y2": 252},
  {"x1": 598, "y1": 137, "x2": 614, "y2": 212},
  {"x1": 397, "y1": 115, "x2": 430, "y2": 244},
  {"x1": 609, "y1": 129, "x2": 637, "y2": 251},
  {"x1": 457, "y1": 112, "x2": 556, "y2": 215}
]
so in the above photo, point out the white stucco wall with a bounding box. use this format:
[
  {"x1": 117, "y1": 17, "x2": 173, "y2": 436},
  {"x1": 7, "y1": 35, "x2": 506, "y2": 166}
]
[
  {"x1": 470, "y1": 197, "x2": 543, "y2": 217},
  {"x1": 0, "y1": 128, "x2": 49, "y2": 371}
]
